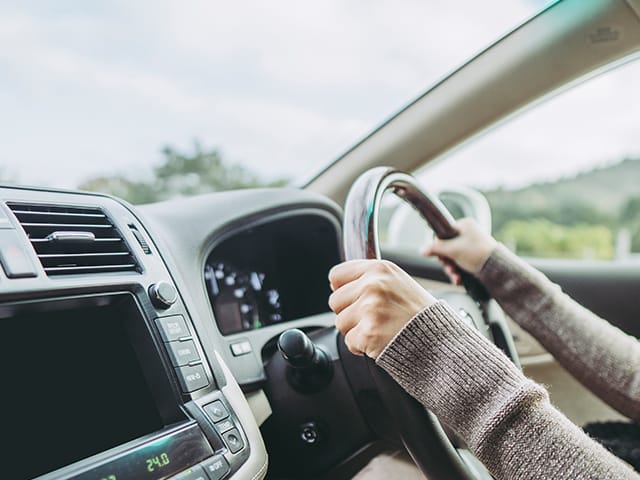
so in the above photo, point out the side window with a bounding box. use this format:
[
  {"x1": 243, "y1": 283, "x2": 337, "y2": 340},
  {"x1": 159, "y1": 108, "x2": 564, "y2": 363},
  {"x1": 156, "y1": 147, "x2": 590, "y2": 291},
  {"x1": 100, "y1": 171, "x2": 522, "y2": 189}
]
[{"x1": 414, "y1": 56, "x2": 640, "y2": 261}]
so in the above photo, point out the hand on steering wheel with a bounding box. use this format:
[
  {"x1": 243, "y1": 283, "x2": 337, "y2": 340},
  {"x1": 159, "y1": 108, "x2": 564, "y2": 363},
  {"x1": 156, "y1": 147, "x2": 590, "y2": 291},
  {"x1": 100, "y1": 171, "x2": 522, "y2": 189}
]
[
  {"x1": 329, "y1": 259, "x2": 437, "y2": 358},
  {"x1": 423, "y1": 218, "x2": 497, "y2": 285}
]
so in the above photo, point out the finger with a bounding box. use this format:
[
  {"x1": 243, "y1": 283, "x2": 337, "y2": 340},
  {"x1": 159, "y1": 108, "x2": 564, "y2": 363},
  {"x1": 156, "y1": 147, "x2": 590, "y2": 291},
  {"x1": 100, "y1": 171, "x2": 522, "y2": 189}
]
[
  {"x1": 334, "y1": 303, "x2": 359, "y2": 336},
  {"x1": 438, "y1": 255, "x2": 456, "y2": 269},
  {"x1": 329, "y1": 259, "x2": 377, "y2": 291},
  {"x1": 344, "y1": 326, "x2": 364, "y2": 356},
  {"x1": 442, "y1": 258, "x2": 463, "y2": 286},
  {"x1": 442, "y1": 262, "x2": 462, "y2": 285},
  {"x1": 428, "y1": 237, "x2": 455, "y2": 258},
  {"x1": 328, "y1": 279, "x2": 362, "y2": 314}
]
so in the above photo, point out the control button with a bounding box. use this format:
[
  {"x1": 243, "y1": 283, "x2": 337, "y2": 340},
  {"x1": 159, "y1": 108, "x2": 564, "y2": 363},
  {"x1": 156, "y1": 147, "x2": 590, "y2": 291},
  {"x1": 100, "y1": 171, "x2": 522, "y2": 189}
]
[
  {"x1": 204, "y1": 400, "x2": 229, "y2": 422},
  {"x1": 156, "y1": 315, "x2": 190, "y2": 342},
  {"x1": 222, "y1": 428, "x2": 244, "y2": 454},
  {"x1": 0, "y1": 230, "x2": 37, "y2": 278},
  {"x1": 170, "y1": 464, "x2": 208, "y2": 480},
  {"x1": 176, "y1": 364, "x2": 209, "y2": 392},
  {"x1": 300, "y1": 422, "x2": 322, "y2": 445},
  {"x1": 230, "y1": 340, "x2": 252, "y2": 356},
  {"x1": 215, "y1": 418, "x2": 234, "y2": 434},
  {"x1": 201, "y1": 454, "x2": 230, "y2": 480},
  {"x1": 149, "y1": 281, "x2": 178, "y2": 309},
  {"x1": 167, "y1": 339, "x2": 201, "y2": 367}
]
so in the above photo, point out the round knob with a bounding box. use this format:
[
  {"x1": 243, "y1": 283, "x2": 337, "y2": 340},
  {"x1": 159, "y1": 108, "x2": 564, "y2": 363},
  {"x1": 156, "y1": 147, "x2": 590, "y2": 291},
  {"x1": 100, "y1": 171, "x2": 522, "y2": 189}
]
[
  {"x1": 278, "y1": 329, "x2": 316, "y2": 368},
  {"x1": 300, "y1": 422, "x2": 322, "y2": 445},
  {"x1": 277, "y1": 329, "x2": 333, "y2": 393},
  {"x1": 149, "y1": 281, "x2": 178, "y2": 309}
]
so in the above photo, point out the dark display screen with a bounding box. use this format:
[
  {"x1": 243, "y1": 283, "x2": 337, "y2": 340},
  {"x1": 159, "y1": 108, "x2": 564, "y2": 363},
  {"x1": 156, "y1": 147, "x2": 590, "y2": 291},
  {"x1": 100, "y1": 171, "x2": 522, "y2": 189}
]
[
  {"x1": 0, "y1": 296, "x2": 164, "y2": 479},
  {"x1": 72, "y1": 424, "x2": 213, "y2": 480},
  {"x1": 205, "y1": 214, "x2": 341, "y2": 335}
]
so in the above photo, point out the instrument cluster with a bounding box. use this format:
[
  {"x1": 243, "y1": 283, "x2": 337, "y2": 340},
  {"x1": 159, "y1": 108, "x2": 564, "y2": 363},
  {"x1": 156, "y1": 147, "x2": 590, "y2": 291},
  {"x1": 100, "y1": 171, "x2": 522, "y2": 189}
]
[{"x1": 204, "y1": 213, "x2": 341, "y2": 336}]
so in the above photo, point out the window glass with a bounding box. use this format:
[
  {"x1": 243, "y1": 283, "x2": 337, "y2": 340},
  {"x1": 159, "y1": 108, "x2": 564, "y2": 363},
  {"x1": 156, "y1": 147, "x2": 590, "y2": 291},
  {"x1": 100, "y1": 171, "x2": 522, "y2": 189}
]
[
  {"x1": 1, "y1": 1, "x2": 542, "y2": 201},
  {"x1": 416, "y1": 56, "x2": 640, "y2": 261}
]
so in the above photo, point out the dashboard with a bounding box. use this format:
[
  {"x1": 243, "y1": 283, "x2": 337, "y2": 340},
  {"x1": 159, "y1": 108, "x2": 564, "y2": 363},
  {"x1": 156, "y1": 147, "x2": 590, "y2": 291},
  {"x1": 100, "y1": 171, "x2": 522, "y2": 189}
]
[{"x1": 0, "y1": 184, "x2": 351, "y2": 480}]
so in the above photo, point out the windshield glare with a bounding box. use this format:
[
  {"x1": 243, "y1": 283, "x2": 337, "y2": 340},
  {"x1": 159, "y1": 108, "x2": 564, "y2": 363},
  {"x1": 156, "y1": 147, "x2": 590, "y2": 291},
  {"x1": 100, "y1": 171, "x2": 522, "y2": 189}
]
[{"x1": 1, "y1": 1, "x2": 542, "y2": 203}]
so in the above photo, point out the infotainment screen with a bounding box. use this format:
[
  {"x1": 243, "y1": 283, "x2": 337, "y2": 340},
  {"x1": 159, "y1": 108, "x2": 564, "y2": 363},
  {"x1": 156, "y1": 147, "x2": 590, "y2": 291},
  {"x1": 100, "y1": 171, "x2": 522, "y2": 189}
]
[{"x1": 0, "y1": 295, "x2": 165, "y2": 480}]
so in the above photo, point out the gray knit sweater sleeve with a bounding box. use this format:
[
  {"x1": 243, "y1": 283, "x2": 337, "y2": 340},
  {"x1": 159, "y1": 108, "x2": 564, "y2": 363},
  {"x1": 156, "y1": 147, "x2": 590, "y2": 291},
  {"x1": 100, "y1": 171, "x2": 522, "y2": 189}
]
[
  {"x1": 477, "y1": 244, "x2": 640, "y2": 420},
  {"x1": 377, "y1": 301, "x2": 638, "y2": 479}
]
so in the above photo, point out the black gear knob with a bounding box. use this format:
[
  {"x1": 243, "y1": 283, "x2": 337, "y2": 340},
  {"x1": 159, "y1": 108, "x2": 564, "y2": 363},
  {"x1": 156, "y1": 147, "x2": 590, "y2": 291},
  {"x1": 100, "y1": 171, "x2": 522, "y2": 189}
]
[
  {"x1": 277, "y1": 329, "x2": 333, "y2": 392},
  {"x1": 278, "y1": 329, "x2": 317, "y2": 368}
]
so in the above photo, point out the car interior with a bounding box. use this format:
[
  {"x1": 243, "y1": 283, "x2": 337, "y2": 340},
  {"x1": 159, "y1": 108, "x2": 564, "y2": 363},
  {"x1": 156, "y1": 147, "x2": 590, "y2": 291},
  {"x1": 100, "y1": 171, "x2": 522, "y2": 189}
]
[{"x1": 2, "y1": 0, "x2": 640, "y2": 479}]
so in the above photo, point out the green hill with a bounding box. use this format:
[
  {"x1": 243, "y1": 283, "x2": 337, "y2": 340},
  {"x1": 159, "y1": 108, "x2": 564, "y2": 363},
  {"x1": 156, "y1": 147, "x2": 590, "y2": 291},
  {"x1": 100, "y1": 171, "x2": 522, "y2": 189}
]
[{"x1": 481, "y1": 157, "x2": 640, "y2": 259}]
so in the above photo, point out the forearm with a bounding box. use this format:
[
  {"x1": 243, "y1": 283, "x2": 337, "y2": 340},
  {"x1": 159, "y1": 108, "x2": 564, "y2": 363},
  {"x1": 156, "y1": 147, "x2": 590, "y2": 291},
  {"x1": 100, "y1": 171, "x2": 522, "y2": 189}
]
[
  {"x1": 477, "y1": 244, "x2": 640, "y2": 420},
  {"x1": 377, "y1": 302, "x2": 638, "y2": 479}
]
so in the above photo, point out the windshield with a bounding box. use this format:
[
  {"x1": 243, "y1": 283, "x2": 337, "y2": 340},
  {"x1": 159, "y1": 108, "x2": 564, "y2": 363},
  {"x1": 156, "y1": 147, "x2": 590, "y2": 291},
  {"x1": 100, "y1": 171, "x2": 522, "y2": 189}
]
[{"x1": 0, "y1": 1, "x2": 544, "y2": 203}]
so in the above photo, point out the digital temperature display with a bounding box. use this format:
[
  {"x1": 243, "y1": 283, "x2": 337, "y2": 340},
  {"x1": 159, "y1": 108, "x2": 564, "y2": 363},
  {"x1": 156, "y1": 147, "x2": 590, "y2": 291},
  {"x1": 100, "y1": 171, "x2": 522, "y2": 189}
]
[
  {"x1": 71, "y1": 424, "x2": 213, "y2": 480},
  {"x1": 146, "y1": 453, "x2": 170, "y2": 472}
]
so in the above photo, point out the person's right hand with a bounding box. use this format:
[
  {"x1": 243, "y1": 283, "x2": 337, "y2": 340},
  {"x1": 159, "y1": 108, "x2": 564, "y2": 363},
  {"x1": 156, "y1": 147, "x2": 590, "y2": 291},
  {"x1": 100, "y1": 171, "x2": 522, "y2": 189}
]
[{"x1": 422, "y1": 218, "x2": 497, "y2": 285}]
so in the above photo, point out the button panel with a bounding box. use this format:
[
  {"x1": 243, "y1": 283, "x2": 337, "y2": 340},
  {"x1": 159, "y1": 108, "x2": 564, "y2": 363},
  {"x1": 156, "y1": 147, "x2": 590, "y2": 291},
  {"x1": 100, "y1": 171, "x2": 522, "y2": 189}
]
[
  {"x1": 156, "y1": 315, "x2": 210, "y2": 393},
  {"x1": 215, "y1": 418, "x2": 234, "y2": 434},
  {"x1": 167, "y1": 339, "x2": 201, "y2": 367},
  {"x1": 176, "y1": 364, "x2": 209, "y2": 393},
  {"x1": 229, "y1": 340, "x2": 252, "y2": 356},
  {"x1": 201, "y1": 455, "x2": 230, "y2": 480},
  {"x1": 166, "y1": 395, "x2": 247, "y2": 480},
  {"x1": 156, "y1": 315, "x2": 190, "y2": 342},
  {"x1": 203, "y1": 400, "x2": 229, "y2": 422},
  {"x1": 171, "y1": 465, "x2": 208, "y2": 480},
  {"x1": 222, "y1": 428, "x2": 244, "y2": 454}
]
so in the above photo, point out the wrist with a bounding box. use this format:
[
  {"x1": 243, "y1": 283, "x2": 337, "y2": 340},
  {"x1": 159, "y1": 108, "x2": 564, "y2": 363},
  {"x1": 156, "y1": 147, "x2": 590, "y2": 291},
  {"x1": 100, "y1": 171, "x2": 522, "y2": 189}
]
[{"x1": 471, "y1": 238, "x2": 497, "y2": 273}]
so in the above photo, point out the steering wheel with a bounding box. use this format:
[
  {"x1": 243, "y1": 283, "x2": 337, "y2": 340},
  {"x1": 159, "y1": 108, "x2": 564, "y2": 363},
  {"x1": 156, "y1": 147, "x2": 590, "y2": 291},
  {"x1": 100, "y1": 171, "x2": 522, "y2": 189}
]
[{"x1": 342, "y1": 167, "x2": 520, "y2": 480}]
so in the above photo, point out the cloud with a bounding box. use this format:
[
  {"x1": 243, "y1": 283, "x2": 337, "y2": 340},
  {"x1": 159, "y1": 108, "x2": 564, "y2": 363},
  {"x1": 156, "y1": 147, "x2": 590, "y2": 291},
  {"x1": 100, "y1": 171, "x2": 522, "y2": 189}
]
[
  {"x1": 4, "y1": 0, "x2": 604, "y2": 192},
  {"x1": 421, "y1": 56, "x2": 640, "y2": 190},
  {"x1": 162, "y1": 0, "x2": 535, "y2": 92}
]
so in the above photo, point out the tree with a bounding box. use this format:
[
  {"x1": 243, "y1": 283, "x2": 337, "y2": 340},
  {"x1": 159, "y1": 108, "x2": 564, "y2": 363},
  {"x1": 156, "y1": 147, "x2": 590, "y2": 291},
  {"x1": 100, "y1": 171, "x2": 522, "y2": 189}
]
[
  {"x1": 79, "y1": 141, "x2": 289, "y2": 204},
  {"x1": 495, "y1": 219, "x2": 613, "y2": 260},
  {"x1": 78, "y1": 176, "x2": 160, "y2": 205},
  {"x1": 619, "y1": 196, "x2": 640, "y2": 252}
]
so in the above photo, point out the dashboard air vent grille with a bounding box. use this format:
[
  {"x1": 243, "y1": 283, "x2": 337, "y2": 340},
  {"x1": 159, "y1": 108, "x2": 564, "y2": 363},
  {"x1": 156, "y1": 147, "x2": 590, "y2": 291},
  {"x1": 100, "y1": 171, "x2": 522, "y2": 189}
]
[{"x1": 6, "y1": 202, "x2": 139, "y2": 276}]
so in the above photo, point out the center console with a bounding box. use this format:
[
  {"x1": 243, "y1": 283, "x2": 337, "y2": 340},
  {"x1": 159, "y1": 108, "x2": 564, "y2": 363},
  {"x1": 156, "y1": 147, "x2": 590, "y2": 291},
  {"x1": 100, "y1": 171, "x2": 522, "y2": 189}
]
[{"x1": 0, "y1": 191, "x2": 255, "y2": 480}]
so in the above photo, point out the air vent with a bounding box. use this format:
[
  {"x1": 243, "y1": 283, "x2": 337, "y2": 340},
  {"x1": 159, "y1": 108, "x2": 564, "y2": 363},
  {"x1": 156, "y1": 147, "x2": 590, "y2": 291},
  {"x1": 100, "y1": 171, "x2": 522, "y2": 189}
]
[{"x1": 7, "y1": 202, "x2": 140, "y2": 276}]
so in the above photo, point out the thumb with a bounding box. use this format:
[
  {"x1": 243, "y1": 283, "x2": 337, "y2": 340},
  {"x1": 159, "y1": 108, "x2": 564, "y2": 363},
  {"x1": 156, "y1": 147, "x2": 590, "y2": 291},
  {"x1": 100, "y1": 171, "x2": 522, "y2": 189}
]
[{"x1": 423, "y1": 237, "x2": 453, "y2": 258}]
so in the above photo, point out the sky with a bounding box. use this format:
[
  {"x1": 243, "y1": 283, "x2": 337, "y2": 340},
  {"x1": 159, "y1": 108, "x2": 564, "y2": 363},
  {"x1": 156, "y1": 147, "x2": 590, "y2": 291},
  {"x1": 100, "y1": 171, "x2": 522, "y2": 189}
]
[{"x1": 1, "y1": 0, "x2": 638, "y2": 192}]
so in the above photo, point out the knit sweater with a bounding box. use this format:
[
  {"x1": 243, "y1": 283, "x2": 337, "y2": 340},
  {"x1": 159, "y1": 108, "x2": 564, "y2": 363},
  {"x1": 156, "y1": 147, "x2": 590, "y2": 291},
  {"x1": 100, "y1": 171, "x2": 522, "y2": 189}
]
[{"x1": 376, "y1": 244, "x2": 640, "y2": 479}]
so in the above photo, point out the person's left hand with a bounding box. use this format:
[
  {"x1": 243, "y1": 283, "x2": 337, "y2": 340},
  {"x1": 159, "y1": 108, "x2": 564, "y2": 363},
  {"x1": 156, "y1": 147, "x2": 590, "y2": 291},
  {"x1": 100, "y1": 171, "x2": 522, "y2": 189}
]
[{"x1": 329, "y1": 259, "x2": 437, "y2": 358}]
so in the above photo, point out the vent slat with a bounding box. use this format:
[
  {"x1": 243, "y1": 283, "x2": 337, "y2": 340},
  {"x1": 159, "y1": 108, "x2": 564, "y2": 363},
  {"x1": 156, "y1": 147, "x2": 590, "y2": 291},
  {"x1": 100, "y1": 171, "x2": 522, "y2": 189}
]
[
  {"x1": 38, "y1": 252, "x2": 130, "y2": 259},
  {"x1": 30, "y1": 238, "x2": 121, "y2": 243},
  {"x1": 11, "y1": 210, "x2": 106, "y2": 219},
  {"x1": 6, "y1": 202, "x2": 140, "y2": 276},
  {"x1": 44, "y1": 264, "x2": 137, "y2": 274},
  {"x1": 20, "y1": 223, "x2": 113, "y2": 229}
]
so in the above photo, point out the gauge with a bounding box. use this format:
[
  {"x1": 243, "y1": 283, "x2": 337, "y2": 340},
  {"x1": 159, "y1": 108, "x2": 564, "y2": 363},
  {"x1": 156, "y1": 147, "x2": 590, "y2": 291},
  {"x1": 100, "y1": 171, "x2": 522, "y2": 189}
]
[{"x1": 206, "y1": 261, "x2": 284, "y2": 335}]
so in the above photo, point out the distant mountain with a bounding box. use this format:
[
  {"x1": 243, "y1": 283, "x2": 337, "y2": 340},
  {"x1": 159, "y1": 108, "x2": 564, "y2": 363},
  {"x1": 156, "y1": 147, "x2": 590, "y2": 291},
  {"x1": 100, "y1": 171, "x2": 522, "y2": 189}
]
[{"x1": 483, "y1": 157, "x2": 640, "y2": 233}]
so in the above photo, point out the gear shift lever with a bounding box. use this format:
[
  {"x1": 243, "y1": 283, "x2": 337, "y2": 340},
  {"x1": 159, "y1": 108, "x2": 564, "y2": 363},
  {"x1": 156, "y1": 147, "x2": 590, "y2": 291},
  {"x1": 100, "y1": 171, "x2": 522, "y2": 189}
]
[{"x1": 277, "y1": 329, "x2": 333, "y2": 393}]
